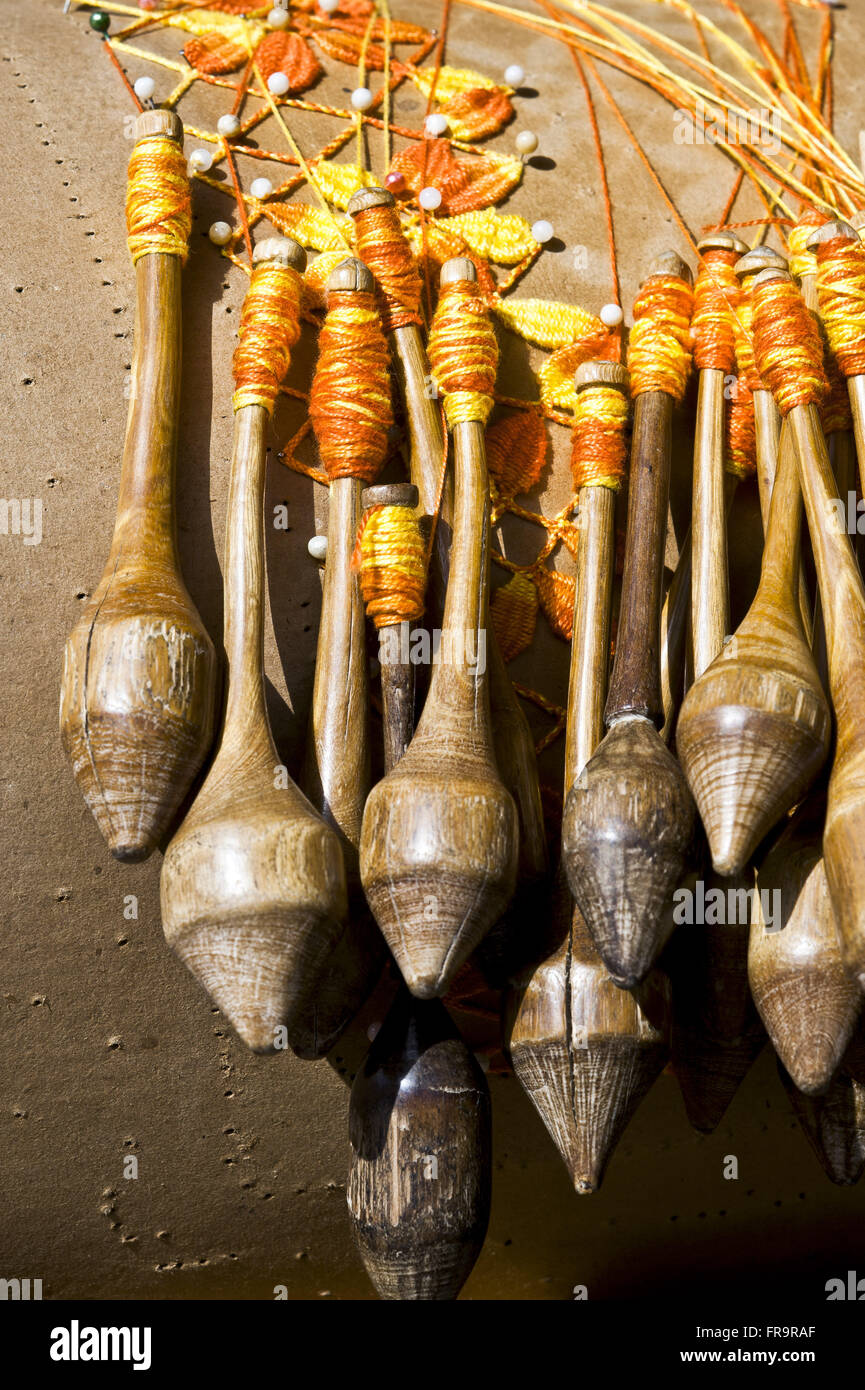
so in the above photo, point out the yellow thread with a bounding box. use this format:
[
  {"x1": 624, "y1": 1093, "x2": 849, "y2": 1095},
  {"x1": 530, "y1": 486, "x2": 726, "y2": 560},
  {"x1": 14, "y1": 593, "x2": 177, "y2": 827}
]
[
  {"x1": 125, "y1": 132, "x2": 191, "y2": 266},
  {"x1": 355, "y1": 503, "x2": 427, "y2": 629},
  {"x1": 628, "y1": 273, "x2": 694, "y2": 401},
  {"x1": 428, "y1": 277, "x2": 498, "y2": 426},
  {"x1": 493, "y1": 298, "x2": 604, "y2": 350},
  {"x1": 232, "y1": 260, "x2": 303, "y2": 413},
  {"x1": 571, "y1": 383, "x2": 629, "y2": 490}
]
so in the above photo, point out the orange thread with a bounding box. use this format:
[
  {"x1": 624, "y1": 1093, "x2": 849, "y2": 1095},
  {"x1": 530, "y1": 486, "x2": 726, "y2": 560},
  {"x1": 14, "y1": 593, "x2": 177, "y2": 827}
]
[
  {"x1": 350, "y1": 201, "x2": 424, "y2": 331},
  {"x1": 428, "y1": 275, "x2": 498, "y2": 426},
  {"x1": 309, "y1": 288, "x2": 393, "y2": 480},
  {"x1": 813, "y1": 233, "x2": 865, "y2": 379},
  {"x1": 571, "y1": 383, "x2": 629, "y2": 491},
  {"x1": 354, "y1": 503, "x2": 427, "y2": 629},
  {"x1": 725, "y1": 380, "x2": 757, "y2": 478},
  {"x1": 232, "y1": 259, "x2": 303, "y2": 413},
  {"x1": 752, "y1": 276, "x2": 827, "y2": 415},
  {"x1": 628, "y1": 274, "x2": 694, "y2": 401},
  {"x1": 692, "y1": 247, "x2": 741, "y2": 374}
]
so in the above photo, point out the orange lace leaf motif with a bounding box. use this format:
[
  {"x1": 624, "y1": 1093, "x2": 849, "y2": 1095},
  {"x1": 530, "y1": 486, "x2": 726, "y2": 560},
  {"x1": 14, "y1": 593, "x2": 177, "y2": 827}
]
[
  {"x1": 535, "y1": 567, "x2": 575, "y2": 642},
  {"x1": 183, "y1": 31, "x2": 247, "y2": 75},
  {"x1": 486, "y1": 411, "x2": 549, "y2": 497},
  {"x1": 389, "y1": 140, "x2": 522, "y2": 215},
  {"x1": 441, "y1": 86, "x2": 515, "y2": 140},
  {"x1": 255, "y1": 31, "x2": 323, "y2": 92},
  {"x1": 491, "y1": 573, "x2": 539, "y2": 662},
  {"x1": 313, "y1": 28, "x2": 389, "y2": 70}
]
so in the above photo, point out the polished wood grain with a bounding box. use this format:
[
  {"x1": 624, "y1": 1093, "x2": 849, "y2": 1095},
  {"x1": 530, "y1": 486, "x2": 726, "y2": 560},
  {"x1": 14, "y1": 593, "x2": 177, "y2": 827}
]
[
  {"x1": 347, "y1": 992, "x2": 491, "y2": 1299},
  {"x1": 779, "y1": 1026, "x2": 865, "y2": 1185},
  {"x1": 563, "y1": 258, "x2": 696, "y2": 987},
  {"x1": 160, "y1": 243, "x2": 347, "y2": 1053},
  {"x1": 361, "y1": 482, "x2": 419, "y2": 774},
  {"x1": 360, "y1": 261, "x2": 518, "y2": 997},
  {"x1": 60, "y1": 110, "x2": 216, "y2": 862},
  {"x1": 346, "y1": 192, "x2": 547, "y2": 945},
  {"x1": 291, "y1": 261, "x2": 388, "y2": 1059},
  {"x1": 677, "y1": 429, "x2": 830, "y2": 875},
  {"x1": 750, "y1": 792, "x2": 862, "y2": 1095},
  {"x1": 787, "y1": 396, "x2": 865, "y2": 991},
  {"x1": 508, "y1": 872, "x2": 670, "y2": 1194}
]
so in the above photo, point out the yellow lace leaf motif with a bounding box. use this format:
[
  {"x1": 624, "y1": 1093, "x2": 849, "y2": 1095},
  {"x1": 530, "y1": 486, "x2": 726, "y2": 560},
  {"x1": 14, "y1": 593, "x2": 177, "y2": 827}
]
[
  {"x1": 265, "y1": 201, "x2": 347, "y2": 251},
  {"x1": 494, "y1": 298, "x2": 607, "y2": 351},
  {"x1": 312, "y1": 161, "x2": 378, "y2": 210},
  {"x1": 538, "y1": 338, "x2": 618, "y2": 410},
  {"x1": 410, "y1": 65, "x2": 506, "y2": 102},
  {"x1": 166, "y1": 10, "x2": 266, "y2": 46},
  {"x1": 439, "y1": 210, "x2": 537, "y2": 265}
]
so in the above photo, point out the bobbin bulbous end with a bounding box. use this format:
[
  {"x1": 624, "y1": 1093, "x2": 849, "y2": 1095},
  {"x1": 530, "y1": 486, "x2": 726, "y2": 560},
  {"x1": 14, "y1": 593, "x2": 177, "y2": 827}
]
[
  {"x1": 440, "y1": 256, "x2": 477, "y2": 286},
  {"x1": 734, "y1": 246, "x2": 788, "y2": 279},
  {"x1": 133, "y1": 108, "x2": 183, "y2": 144},
  {"x1": 574, "y1": 360, "x2": 628, "y2": 391},
  {"x1": 643, "y1": 250, "x2": 693, "y2": 286},
  {"x1": 327, "y1": 257, "x2": 375, "y2": 294},
  {"x1": 347, "y1": 186, "x2": 395, "y2": 215},
  {"x1": 805, "y1": 219, "x2": 861, "y2": 252},
  {"x1": 252, "y1": 236, "x2": 307, "y2": 272}
]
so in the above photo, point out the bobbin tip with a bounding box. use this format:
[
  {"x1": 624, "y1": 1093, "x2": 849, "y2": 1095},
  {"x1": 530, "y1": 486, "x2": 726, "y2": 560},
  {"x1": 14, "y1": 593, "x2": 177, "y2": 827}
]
[
  {"x1": 134, "y1": 108, "x2": 184, "y2": 144},
  {"x1": 805, "y1": 218, "x2": 861, "y2": 251},
  {"x1": 347, "y1": 186, "x2": 395, "y2": 215},
  {"x1": 643, "y1": 250, "x2": 692, "y2": 286},
  {"x1": 440, "y1": 256, "x2": 477, "y2": 286},
  {"x1": 697, "y1": 232, "x2": 750, "y2": 256},
  {"x1": 361, "y1": 482, "x2": 419, "y2": 510},
  {"x1": 734, "y1": 246, "x2": 788, "y2": 278},
  {"x1": 327, "y1": 256, "x2": 375, "y2": 293},
  {"x1": 574, "y1": 360, "x2": 628, "y2": 390},
  {"x1": 850, "y1": 210, "x2": 865, "y2": 234},
  {"x1": 252, "y1": 236, "x2": 307, "y2": 272},
  {"x1": 751, "y1": 267, "x2": 793, "y2": 287}
]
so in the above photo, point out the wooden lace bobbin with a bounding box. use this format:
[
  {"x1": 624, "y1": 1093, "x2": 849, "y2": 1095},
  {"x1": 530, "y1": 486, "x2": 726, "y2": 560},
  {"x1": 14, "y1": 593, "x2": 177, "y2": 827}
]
[
  {"x1": 160, "y1": 238, "x2": 348, "y2": 1053},
  {"x1": 562, "y1": 252, "x2": 697, "y2": 988},
  {"x1": 749, "y1": 793, "x2": 862, "y2": 1096},
  {"x1": 689, "y1": 233, "x2": 749, "y2": 679},
  {"x1": 60, "y1": 109, "x2": 216, "y2": 861},
  {"x1": 808, "y1": 219, "x2": 865, "y2": 499},
  {"x1": 359, "y1": 482, "x2": 420, "y2": 772},
  {"x1": 292, "y1": 259, "x2": 394, "y2": 1059},
  {"x1": 347, "y1": 992, "x2": 491, "y2": 1299},
  {"x1": 359, "y1": 259, "x2": 519, "y2": 999},
  {"x1": 752, "y1": 267, "x2": 865, "y2": 992},
  {"x1": 740, "y1": 251, "x2": 863, "y2": 1104},
  {"x1": 348, "y1": 188, "x2": 547, "y2": 977},
  {"x1": 657, "y1": 246, "x2": 783, "y2": 743},
  {"x1": 509, "y1": 359, "x2": 670, "y2": 1196},
  {"x1": 676, "y1": 406, "x2": 830, "y2": 876},
  {"x1": 778, "y1": 1025, "x2": 865, "y2": 1185}
]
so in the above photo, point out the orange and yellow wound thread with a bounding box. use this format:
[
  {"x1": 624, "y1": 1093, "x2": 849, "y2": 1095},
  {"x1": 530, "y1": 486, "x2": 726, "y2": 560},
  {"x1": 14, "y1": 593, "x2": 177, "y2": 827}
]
[
  {"x1": 125, "y1": 132, "x2": 191, "y2": 267},
  {"x1": 821, "y1": 356, "x2": 853, "y2": 435},
  {"x1": 692, "y1": 248, "x2": 740, "y2": 374},
  {"x1": 724, "y1": 380, "x2": 757, "y2": 479},
  {"x1": 571, "y1": 385, "x2": 629, "y2": 491},
  {"x1": 627, "y1": 274, "x2": 694, "y2": 401},
  {"x1": 733, "y1": 272, "x2": 763, "y2": 392},
  {"x1": 813, "y1": 234, "x2": 865, "y2": 379},
  {"x1": 351, "y1": 203, "x2": 424, "y2": 334},
  {"x1": 353, "y1": 503, "x2": 427, "y2": 630},
  {"x1": 309, "y1": 290, "x2": 393, "y2": 482},
  {"x1": 787, "y1": 206, "x2": 828, "y2": 283},
  {"x1": 752, "y1": 276, "x2": 827, "y2": 416},
  {"x1": 232, "y1": 261, "x2": 303, "y2": 413},
  {"x1": 428, "y1": 277, "x2": 499, "y2": 427}
]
